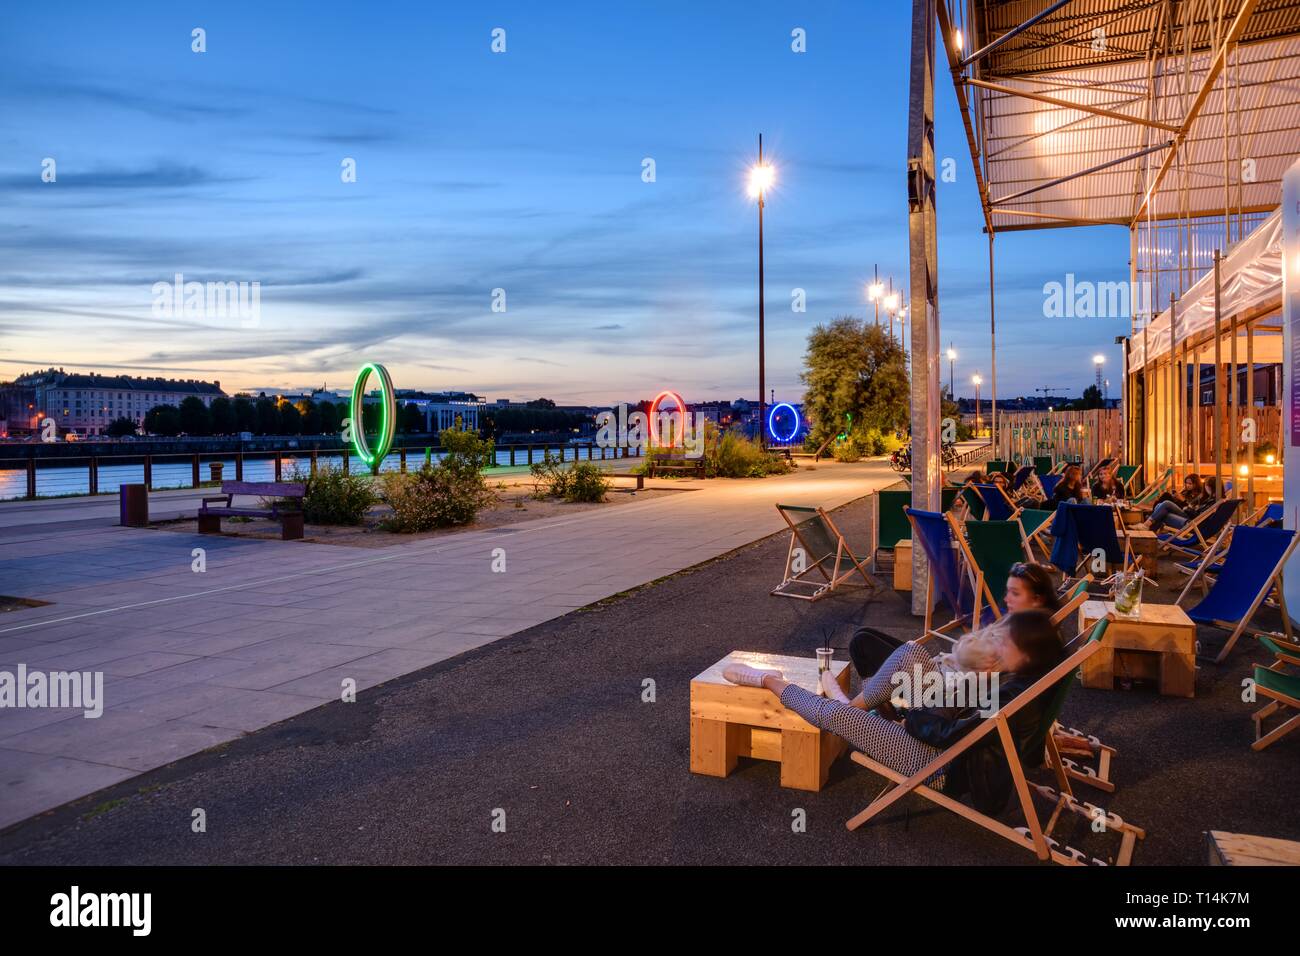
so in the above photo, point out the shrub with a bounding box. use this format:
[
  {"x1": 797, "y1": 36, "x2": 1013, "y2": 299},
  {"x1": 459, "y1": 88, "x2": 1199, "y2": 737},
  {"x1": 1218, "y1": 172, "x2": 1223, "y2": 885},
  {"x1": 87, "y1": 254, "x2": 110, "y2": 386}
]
[
  {"x1": 565, "y1": 462, "x2": 611, "y2": 502},
  {"x1": 709, "y1": 430, "x2": 794, "y2": 478},
  {"x1": 833, "y1": 435, "x2": 863, "y2": 462},
  {"x1": 380, "y1": 425, "x2": 497, "y2": 531},
  {"x1": 291, "y1": 465, "x2": 376, "y2": 525},
  {"x1": 530, "y1": 453, "x2": 611, "y2": 502}
]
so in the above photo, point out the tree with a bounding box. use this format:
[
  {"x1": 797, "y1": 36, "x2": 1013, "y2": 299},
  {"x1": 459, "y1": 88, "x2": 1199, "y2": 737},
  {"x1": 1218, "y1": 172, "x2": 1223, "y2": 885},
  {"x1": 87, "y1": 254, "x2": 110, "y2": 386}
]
[
  {"x1": 209, "y1": 396, "x2": 236, "y2": 435},
  {"x1": 144, "y1": 404, "x2": 181, "y2": 437},
  {"x1": 800, "y1": 316, "x2": 909, "y2": 447},
  {"x1": 255, "y1": 396, "x2": 279, "y2": 435},
  {"x1": 177, "y1": 396, "x2": 212, "y2": 435},
  {"x1": 233, "y1": 396, "x2": 256, "y2": 433},
  {"x1": 279, "y1": 400, "x2": 302, "y2": 435},
  {"x1": 318, "y1": 400, "x2": 339, "y2": 437},
  {"x1": 295, "y1": 399, "x2": 321, "y2": 435},
  {"x1": 105, "y1": 416, "x2": 137, "y2": 438},
  {"x1": 1079, "y1": 384, "x2": 1104, "y2": 410}
]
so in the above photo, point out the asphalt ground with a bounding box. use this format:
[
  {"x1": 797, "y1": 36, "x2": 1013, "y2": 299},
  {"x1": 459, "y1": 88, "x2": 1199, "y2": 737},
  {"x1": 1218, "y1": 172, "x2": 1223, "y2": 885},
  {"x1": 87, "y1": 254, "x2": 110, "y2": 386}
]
[{"x1": 2, "y1": 492, "x2": 1296, "y2": 866}]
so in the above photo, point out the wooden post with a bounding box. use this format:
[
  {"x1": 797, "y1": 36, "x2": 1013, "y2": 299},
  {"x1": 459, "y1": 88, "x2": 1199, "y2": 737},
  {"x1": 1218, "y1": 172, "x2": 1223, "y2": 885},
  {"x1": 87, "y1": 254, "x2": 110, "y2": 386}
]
[
  {"x1": 26, "y1": 453, "x2": 36, "y2": 499},
  {"x1": 400, "y1": 447, "x2": 407, "y2": 473},
  {"x1": 89, "y1": 457, "x2": 97, "y2": 496},
  {"x1": 1191, "y1": 344, "x2": 1201, "y2": 478},
  {"x1": 274, "y1": 453, "x2": 282, "y2": 483},
  {"x1": 1247, "y1": 320, "x2": 1255, "y2": 502},
  {"x1": 144, "y1": 454, "x2": 153, "y2": 489},
  {"x1": 1213, "y1": 251, "x2": 1224, "y2": 501},
  {"x1": 342, "y1": 448, "x2": 349, "y2": 474},
  {"x1": 1230, "y1": 309, "x2": 1239, "y2": 497},
  {"x1": 235, "y1": 451, "x2": 243, "y2": 482},
  {"x1": 192, "y1": 454, "x2": 200, "y2": 489}
]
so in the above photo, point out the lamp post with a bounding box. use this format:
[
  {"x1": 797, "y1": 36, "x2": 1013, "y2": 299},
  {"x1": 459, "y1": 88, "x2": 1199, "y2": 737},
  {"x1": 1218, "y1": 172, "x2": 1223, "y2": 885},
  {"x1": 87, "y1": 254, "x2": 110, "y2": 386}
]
[
  {"x1": 973, "y1": 373, "x2": 983, "y2": 437},
  {"x1": 868, "y1": 266, "x2": 883, "y2": 329},
  {"x1": 1093, "y1": 354, "x2": 1105, "y2": 395},
  {"x1": 748, "y1": 136, "x2": 774, "y2": 449},
  {"x1": 947, "y1": 345, "x2": 957, "y2": 398},
  {"x1": 884, "y1": 288, "x2": 901, "y2": 345}
]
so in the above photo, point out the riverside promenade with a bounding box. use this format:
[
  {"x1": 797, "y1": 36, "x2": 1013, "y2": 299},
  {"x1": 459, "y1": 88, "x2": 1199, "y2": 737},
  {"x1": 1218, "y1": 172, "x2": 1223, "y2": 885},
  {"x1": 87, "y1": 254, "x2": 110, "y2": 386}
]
[{"x1": 0, "y1": 456, "x2": 912, "y2": 828}]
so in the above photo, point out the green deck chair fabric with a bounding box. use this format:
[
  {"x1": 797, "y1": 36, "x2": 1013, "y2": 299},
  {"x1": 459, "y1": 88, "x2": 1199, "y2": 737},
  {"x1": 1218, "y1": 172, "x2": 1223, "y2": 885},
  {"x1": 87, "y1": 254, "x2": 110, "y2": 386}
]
[
  {"x1": 942, "y1": 487, "x2": 960, "y2": 512},
  {"x1": 1252, "y1": 664, "x2": 1300, "y2": 703},
  {"x1": 876, "y1": 489, "x2": 912, "y2": 549},
  {"x1": 1116, "y1": 464, "x2": 1140, "y2": 493},
  {"x1": 961, "y1": 486, "x2": 986, "y2": 521},
  {"x1": 986, "y1": 459, "x2": 1009, "y2": 474},
  {"x1": 1020, "y1": 508, "x2": 1054, "y2": 540},
  {"x1": 1033, "y1": 456, "x2": 1053, "y2": 477},
  {"x1": 964, "y1": 520, "x2": 1025, "y2": 608}
]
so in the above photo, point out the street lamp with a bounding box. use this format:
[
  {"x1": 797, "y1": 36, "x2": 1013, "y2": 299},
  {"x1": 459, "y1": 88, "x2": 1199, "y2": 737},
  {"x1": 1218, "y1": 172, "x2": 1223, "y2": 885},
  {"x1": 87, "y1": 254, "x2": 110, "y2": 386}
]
[
  {"x1": 1093, "y1": 354, "x2": 1105, "y2": 394},
  {"x1": 973, "y1": 373, "x2": 983, "y2": 437},
  {"x1": 748, "y1": 135, "x2": 774, "y2": 449},
  {"x1": 884, "y1": 290, "x2": 901, "y2": 345},
  {"x1": 947, "y1": 345, "x2": 957, "y2": 397},
  {"x1": 868, "y1": 266, "x2": 884, "y2": 328}
]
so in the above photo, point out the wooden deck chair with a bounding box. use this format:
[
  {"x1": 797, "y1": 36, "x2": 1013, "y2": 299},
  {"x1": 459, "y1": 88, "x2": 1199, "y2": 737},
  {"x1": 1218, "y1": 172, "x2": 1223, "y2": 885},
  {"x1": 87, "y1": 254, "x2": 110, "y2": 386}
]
[
  {"x1": 985, "y1": 459, "x2": 1009, "y2": 475},
  {"x1": 1257, "y1": 631, "x2": 1300, "y2": 669},
  {"x1": 1050, "y1": 576, "x2": 1092, "y2": 628},
  {"x1": 1009, "y1": 465, "x2": 1035, "y2": 495},
  {"x1": 1115, "y1": 464, "x2": 1141, "y2": 495},
  {"x1": 1085, "y1": 456, "x2": 1116, "y2": 483},
  {"x1": 1245, "y1": 502, "x2": 1285, "y2": 528},
  {"x1": 845, "y1": 616, "x2": 1145, "y2": 865},
  {"x1": 973, "y1": 483, "x2": 1022, "y2": 523},
  {"x1": 1037, "y1": 473, "x2": 1064, "y2": 500},
  {"x1": 1175, "y1": 524, "x2": 1298, "y2": 663},
  {"x1": 1019, "y1": 508, "x2": 1056, "y2": 562},
  {"x1": 1033, "y1": 456, "x2": 1054, "y2": 478},
  {"x1": 1129, "y1": 467, "x2": 1173, "y2": 508},
  {"x1": 1047, "y1": 581, "x2": 1120, "y2": 794},
  {"x1": 1052, "y1": 502, "x2": 1135, "y2": 583},
  {"x1": 907, "y1": 508, "x2": 991, "y2": 642},
  {"x1": 958, "y1": 518, "x2": 1031, "y2": 615},
  {"x1": 771, "y1": 504, "x2": 876, "y2": 601},
  {"x1": 870, "y1": 489, "x2": 913, "y2": 572},
  {"x1": 1249, "y1": 665, "x2": 1300, "y2": 751},
  {"x1": 959, "y1": 486, "x2": 986, "y2": 522},
  {"x1": 1156, "y1": 497, "x2": 1242, "y2": 560}
]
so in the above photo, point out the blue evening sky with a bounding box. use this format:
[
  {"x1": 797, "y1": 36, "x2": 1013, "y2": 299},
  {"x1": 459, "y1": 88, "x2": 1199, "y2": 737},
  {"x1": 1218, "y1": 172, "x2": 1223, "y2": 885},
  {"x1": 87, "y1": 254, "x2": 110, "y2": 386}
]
[{"x1": 0, "y1": 1, "x2": 1131, "y2": 404}]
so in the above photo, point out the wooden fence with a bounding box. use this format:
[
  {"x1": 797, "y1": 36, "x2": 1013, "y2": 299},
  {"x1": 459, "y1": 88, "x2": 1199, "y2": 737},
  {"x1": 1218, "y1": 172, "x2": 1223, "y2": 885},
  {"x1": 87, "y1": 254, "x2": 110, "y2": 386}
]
[{"x1": 996, "y1": 409, "x2": 1123, "y2": 466}]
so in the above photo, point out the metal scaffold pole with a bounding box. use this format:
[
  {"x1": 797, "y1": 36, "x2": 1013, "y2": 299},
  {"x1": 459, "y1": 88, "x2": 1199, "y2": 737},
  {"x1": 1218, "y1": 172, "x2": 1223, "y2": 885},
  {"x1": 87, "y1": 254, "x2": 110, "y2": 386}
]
[{"x1": 907, "y1": 0, "x2": 940, "y2": 616}]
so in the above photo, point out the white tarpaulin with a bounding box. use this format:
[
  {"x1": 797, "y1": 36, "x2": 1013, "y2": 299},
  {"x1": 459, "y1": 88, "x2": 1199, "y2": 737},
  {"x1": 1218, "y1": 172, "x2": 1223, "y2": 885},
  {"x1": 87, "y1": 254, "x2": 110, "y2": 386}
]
[{"x1": 1133, "y1": 206, "x2": 1284, "y2": 369}]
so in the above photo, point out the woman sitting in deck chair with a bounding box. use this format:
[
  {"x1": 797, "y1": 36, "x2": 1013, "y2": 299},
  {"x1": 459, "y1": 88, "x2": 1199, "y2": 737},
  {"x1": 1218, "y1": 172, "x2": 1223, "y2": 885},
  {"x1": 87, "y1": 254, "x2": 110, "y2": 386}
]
[
  {"x1": 1141, "y1": 474, "x2": 1206, "y2": 532},
  {"x1": 1090, "y1": 468, "x2": 1124, "y2": 503},
  {"x1": 723, "y1": 611, "x2": 1065, "y2": 801},
  {"x1": 847, "y1": 562, "x2": 1061, "y2": 676},
  {"x1": 1050, "y1": 465, "x2": 1086, "y2": 507}
]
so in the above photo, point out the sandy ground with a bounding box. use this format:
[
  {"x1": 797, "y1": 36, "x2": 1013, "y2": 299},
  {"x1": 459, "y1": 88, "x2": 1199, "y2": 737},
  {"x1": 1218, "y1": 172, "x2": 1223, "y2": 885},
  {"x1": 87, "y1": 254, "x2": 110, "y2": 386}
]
[{"x1": 154, "y1": 478, "x2": 688, "y2": 547}]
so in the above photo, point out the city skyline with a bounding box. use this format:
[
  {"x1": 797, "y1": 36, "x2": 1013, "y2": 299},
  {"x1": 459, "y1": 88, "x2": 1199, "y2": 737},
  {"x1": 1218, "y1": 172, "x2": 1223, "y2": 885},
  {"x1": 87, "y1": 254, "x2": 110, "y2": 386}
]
[{"x1": 2, "y1": 2, "x2": 1131, "y2": 404}]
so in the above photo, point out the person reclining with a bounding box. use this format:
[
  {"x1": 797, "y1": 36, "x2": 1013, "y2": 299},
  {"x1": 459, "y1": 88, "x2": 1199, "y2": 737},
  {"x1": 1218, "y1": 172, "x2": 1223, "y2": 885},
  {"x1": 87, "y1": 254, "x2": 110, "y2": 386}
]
[{"x1": 723, "y1": 610, "x2": 1065, "y2": 808}]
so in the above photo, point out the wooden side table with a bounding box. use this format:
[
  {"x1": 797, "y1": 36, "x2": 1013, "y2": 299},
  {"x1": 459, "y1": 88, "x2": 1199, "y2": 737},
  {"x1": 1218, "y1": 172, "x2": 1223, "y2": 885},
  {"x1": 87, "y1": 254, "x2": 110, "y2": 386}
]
[
  {"x1": 1078, "y1": 600, "x2": 1195, "y2": 697},
  {"x1": 1125, "y1": 528, "x2": 1159, "y2": 580},
  {"x1": 690, "y1": 651, "x2": 851, "y2": 791}
]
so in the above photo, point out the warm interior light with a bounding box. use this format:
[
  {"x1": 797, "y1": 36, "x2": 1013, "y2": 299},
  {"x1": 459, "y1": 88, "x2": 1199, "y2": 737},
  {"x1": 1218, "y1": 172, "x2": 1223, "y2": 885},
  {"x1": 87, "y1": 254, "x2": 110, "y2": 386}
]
[
  {"x1": 1239, "y1": 464, "x2": 1250, "y2": 477},
  {"x1": 954, "y1": 28, "x2": 964, "y2": 51},
  {"x1": 747, "y1": 163, "x2": 775, "y2": 198},
  {"x1": 1266, "y1": 453, "x2": 1277, "y2": 465}
]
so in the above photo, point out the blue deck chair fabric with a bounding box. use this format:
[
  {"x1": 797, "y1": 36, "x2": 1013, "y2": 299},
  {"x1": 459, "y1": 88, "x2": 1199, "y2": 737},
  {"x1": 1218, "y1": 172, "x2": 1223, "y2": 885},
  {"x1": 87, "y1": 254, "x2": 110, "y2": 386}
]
[
  {"x1": 906, "y1": 508, "x2": 992, "y2": 627},
  {"x1": 1186, "y1": 525, "x2": 1295, "y2": 626},
  {"x1": 1049, "y1": 502, "x2": 1080, "y2": 573},
  {"x1": 1039, "y1": 473, "x2": 1064, "y2": 499},
  {"x1": 974, "y1": 484, "x2": 1015, "y2": 521},
  {"x1": 1157, "y1": 498, "x2": 1241, "y2": 549},
  {"x1": 1070, "y1": 503, "x2": 1125, "y2": 565},
  {"x1": 1256, "y1": 503, "x2": 1284, "y2": 527},
  {"x1": 1010, "y1": 466, "x2": 1034, "y2": 492}
]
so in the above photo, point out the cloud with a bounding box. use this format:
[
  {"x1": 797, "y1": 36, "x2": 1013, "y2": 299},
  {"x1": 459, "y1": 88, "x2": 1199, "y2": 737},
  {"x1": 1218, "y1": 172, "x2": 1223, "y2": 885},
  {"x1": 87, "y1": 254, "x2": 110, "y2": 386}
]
[{"x1": 0, "y1": 162, "x2": 248, "y2": 192}]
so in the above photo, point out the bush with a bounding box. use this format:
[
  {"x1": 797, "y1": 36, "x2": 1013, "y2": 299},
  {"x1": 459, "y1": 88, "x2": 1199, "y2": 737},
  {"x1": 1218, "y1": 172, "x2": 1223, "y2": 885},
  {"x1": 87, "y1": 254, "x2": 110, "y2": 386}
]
[
  {"x1": 291, "y1": 465, "x2": 376, "y2": 525},
  {"x1": 380, "y1": 426, "x2": 497, "y2": 531},
  {"x1": 833, "y1": 436, "x2": 863, "y2": 462},
  {"x1": 530, "y1": 453, "x2": 611, "y2": 502},
  {"x1": 709, "y1": 430, "x2": 794, "y2": 478}
]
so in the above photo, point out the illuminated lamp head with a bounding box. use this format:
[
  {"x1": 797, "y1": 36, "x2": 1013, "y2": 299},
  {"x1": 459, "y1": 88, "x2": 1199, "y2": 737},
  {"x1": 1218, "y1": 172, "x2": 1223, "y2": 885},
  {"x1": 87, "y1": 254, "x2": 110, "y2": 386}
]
[
  {"x1": 648, "y1": 390, "x2": 687, "y2": 448},
  {"x1": 350, "y1": 362, "x2": 397, "y2": 475}
]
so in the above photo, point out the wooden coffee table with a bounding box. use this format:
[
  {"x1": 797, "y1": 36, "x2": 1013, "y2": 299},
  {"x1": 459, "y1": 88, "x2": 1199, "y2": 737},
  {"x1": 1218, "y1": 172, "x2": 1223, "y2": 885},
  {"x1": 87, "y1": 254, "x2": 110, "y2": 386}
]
[
  {"x1": 1125, "y1": 528, "x2": 1160, "y2": 579},
  {"x1": 1078, "y1": 600, "x2": 1196, "y2": 697},
  {"x1": 690, "y1": 651, "x2": 851, "y2": 791}
]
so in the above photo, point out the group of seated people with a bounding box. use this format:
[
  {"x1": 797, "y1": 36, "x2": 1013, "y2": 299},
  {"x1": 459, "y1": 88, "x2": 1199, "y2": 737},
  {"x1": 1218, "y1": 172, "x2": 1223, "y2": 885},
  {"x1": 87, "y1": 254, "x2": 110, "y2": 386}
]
[
  {"x1": 958, "y1": 462, "x2": 1097, "y2": 511},
  {"x1": 1139, "y1": 473, "x2": 1222, "y2": 532},
  {"x1": 724, "y1": 562, "x2": 1066, "y2": 809}
]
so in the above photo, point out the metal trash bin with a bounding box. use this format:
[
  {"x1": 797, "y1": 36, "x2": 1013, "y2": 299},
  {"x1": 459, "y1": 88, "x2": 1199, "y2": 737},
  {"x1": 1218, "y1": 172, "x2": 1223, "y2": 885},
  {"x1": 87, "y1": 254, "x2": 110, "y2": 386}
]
[
  {"x1": 119, "y1": 483, "x2": 148, "y2": 527},
  {"x1": 209, "y1": 462, "x2": 224, "y2": 483}
]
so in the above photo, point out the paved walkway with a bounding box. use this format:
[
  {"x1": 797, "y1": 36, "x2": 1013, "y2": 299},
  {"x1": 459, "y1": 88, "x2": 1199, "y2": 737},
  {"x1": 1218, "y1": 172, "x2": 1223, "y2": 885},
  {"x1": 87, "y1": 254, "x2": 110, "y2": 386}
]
[{"x1": 0, "y1": 457, "x2": 905, "y2": 827}]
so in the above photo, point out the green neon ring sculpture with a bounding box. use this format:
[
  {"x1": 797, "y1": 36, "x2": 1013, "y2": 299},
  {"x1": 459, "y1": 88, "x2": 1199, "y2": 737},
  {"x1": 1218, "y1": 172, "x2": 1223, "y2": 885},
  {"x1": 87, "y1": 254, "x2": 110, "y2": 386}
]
[{"x1": 350, "y1": 362, "x2": 397, "y2": 474}]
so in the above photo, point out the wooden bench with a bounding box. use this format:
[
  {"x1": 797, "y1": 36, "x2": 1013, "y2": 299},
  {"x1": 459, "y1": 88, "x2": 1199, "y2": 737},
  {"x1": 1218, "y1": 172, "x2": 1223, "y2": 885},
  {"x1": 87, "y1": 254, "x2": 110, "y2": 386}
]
[
  {"x1": 198, "y1": 480, "x2": 306, "y2": 540},
  {"x1": 646, "y1": 453, "x2": 704, "y2": 478},
  {"x1": 606, "y1": 470, "x2": 645, "y2": 491},
  {"x1": 1208, "y1": 830, "x2": 1300, "y2": 865}
]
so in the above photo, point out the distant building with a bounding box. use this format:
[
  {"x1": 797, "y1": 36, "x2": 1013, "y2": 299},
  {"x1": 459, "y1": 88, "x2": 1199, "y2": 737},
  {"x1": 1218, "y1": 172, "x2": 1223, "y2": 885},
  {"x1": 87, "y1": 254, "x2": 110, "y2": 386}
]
[
  {"x1": 0, "y1": 368, "x2": 225, "y2": 437},
  {"x1": 392, "y1": 390, "x2": 486, "y2": 432}
]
